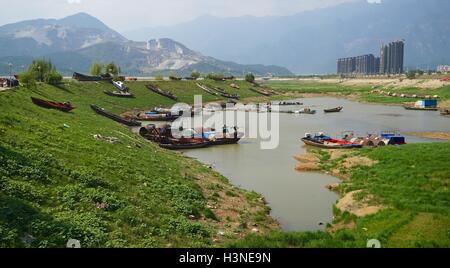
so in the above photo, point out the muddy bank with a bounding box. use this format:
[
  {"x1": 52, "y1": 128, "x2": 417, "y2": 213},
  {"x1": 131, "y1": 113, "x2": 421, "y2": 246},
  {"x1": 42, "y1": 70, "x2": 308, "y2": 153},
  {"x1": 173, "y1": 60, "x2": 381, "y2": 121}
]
[
  {"x1": 295, "y1": 149, "x2": 382, "y2": 229},
  {"x1": 404, "y1": 131, "x2": 450, "y2": 141}
]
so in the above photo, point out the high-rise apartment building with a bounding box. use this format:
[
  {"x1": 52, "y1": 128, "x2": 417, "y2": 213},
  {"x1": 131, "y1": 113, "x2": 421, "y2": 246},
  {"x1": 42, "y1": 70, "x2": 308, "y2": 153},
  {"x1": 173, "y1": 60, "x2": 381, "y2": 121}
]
[{"x1": 338, "y1": 40, "x2": 404, "y2": 75}]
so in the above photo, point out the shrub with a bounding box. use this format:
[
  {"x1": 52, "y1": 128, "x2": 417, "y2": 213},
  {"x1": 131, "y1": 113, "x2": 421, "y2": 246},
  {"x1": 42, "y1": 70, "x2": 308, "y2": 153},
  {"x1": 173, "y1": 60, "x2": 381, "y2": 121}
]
[
  {"x1": 245, "y1": 73, "x2": 255, "y2": 83},
  {"x1": 191, "y1": 71, "x2": 201, "y2": 80},
  {"x1": 43, "y1": 70, "x2": 62, "y2": 85},
  {"x1": 18, "y1": 71, "x2": 37, "y2": 89}
]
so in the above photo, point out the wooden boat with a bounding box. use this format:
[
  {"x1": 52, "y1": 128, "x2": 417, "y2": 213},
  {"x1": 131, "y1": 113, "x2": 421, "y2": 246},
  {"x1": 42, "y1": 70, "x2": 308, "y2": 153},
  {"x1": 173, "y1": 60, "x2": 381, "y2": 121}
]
[
  {"x1": 441, "y1": 109, "x2": 450, "y2": 116},
  {"x1": 220, "y1": 92, "x2": 239, "y2": 99},
  {"x1": 146, "y1": 84, "x2": 178, "y2": 100},
  {"x1": 301, "y1": 133, "x2": 362, "y2": 149},
  {"x1": 324, "y1": 107, "x2": 343, "y2": 113},
  {"x1": 249, "y1": 87, "x2": 272, "y2": 96},
  {"x1": 135, "y1": 113, "x2": 180, "y2": 122},
  {"x1": 196, "y1": 83, "x2": 219, "y2": 96},
  {"x1": 31, "y1": 97, "x2": 75, "y2": 112},
  {"x1": 293, "y1": 108, "x2": 316, "y2": 114},
  {"x1": 72, "y1": 72, "x2": 112, "y2": 82},
  {"x1": 139, "y1": 124, "x2": 172, "y2": 142},
  {"x1": 104, "y1": 90, "x2": 134, "y2": 98},
  {"x1": 403, "y1": 106, "x2": 439, "y2": 111},
  {"x1": 274, "y1": 101, "x2": 303, "y2": 106},
  {"x1": 159, "y1": 141, "x2": 210, "y2": 150},
  {"x1": 112, "y1": 81, "x2": 129, "y2": 91},
  {"x1": 90, "y1": 105, "x2": 141, "y2": 127}
]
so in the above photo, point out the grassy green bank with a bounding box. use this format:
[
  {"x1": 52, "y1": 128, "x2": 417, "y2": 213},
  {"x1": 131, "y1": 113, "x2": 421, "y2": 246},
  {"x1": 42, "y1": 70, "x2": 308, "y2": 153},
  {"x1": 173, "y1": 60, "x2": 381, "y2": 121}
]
[
  {"x1": 232, "y1": 143, "x2": 450, "y2": 248},
  {"x1": 0, "y1": 80, "x2": 277, "y2": 248}
]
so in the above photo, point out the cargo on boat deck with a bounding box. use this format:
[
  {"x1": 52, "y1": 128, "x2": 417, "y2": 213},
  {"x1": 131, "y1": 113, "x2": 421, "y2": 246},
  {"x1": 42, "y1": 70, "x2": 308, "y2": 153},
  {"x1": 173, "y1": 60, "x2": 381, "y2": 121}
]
[{"x1": 301, "y1": 133, "x2": 362, "y2": 149}]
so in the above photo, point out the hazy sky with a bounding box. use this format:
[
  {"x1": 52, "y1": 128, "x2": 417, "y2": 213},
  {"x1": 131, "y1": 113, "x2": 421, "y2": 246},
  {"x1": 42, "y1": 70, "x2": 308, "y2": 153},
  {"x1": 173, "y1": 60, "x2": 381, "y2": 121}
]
[{"x1": 0, "y1": 0, "x2": 358, "y2": 32}]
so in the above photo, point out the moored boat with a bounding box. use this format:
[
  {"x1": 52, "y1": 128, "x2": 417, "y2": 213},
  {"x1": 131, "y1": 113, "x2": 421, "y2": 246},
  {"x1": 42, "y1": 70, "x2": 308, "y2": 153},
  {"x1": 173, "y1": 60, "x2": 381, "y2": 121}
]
[
  {"x1": 31, "y1": 97, "x2": 75, "y2": 112},
  {"x1": 324, "y1": 106, "x2": 343, "y2": 113},
  {"x1": 404, "y1": 106, "x2": 439, "y2": 111},
  {"x1": 90, "y1": 104, "x2": 141, "y2": 127},
  {"x1": 104, "y1": 90, "x2": 134, "y2": 98},
  {"x1": 135, "y1": 112, "x2": 180, "y2": 122},
  {"x1": 146, "y1": 84, "x2": 178, "y2": 100},
  {"x1": 112, "y1": 81, "x2": 129, "y2": 91},
  {"x1": 301, "y1": 133, "x2": 363, "y2": 149},
  {"x1": 72, "y1": 72, "x2": 112, "y2": 82},
  {"x1": 441, "y1": 109, "x2": 450, "y2": 116},
  {"x1": 293, "y1": 108, "x2": 316, "y2": 114},
  {"x1": 196, "y1": 83, "x2": 219, "y2": 96}
]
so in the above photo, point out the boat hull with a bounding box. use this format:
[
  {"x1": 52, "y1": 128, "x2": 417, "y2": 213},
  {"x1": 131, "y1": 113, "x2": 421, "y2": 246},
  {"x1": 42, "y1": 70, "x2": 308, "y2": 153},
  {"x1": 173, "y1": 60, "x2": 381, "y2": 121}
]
[
  {"x1": 146, "y1": 84, "x2": 178, "y2": 100},
  {"x1": 104, "y1": 90, "x2": 134, "y2": 98},
  {"x1": 301, "y1": 138, "x2": 362, "y2": 149},
  {"x1": 90, "y1": 105, "x2": 141, "y2": 127},
  {"x1": 404, "y1": 106, "x2": 438, "y2": 111},
  {"x1": 31, "y1": 97, "x2": 75, "y2": 112}
]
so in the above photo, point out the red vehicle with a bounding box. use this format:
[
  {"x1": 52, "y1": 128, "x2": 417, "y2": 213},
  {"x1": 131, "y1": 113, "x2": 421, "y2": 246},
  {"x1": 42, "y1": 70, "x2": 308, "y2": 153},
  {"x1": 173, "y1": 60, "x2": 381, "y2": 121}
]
[{"x1": 31, "y1": 97, "x2": 75, "y2": 112}]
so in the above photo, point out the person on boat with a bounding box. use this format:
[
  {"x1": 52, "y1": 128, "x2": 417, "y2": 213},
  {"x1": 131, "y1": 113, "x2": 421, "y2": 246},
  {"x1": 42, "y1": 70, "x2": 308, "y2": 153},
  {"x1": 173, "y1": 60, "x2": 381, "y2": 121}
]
[
  {"x1": 233, "y1": 126, "x2": 238, "y2": 139},
  {"x1": 222, "y1": 125, "x2": 227, "y2": 139}
]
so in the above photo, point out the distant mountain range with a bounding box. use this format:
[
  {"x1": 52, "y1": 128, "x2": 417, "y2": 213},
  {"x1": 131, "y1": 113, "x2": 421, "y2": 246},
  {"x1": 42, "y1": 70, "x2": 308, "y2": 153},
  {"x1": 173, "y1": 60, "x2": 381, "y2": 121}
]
[
  {"x1": 125, "y1": 0, "x2": 450, "y2": 74},
  {"x1": 0, "y1": 13, "x2": 292, "y2": 76}
]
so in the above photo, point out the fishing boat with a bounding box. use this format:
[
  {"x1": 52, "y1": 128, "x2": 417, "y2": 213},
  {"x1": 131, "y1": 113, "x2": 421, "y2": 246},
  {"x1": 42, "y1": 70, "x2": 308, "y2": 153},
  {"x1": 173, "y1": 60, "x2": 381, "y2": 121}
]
[
  {"x1": 404, "y1": 106, "x2": 439, "y2": 111},
  {"x1": 404, "y1": 100, "x2": 438, "y2": 111},
  {"x1": 196, "y1": 83, "x2": 219, "y2": 96},
  {"x1": 159, "y1": 141, "x2": 210, "y2": 150},
  {"x1": 441, "y1": 109, "x2": 450, "y2": 116},
  {"x1": 112, "y1": 81, "x2": 129, "y2": 91},
  {"x1": 274, "y1": 101, "x2": 303, "y2": 106},
  {"x1": 104, "y1": 90, "x2": 134, "y2": 98},
  {"x1": 31, "y1": 97, "x2": 75, "y2": 112},
  {"x1": 293, "y1": 108, "x2": 316, "y2": 114},
  {"x1": 301, "y1": 133, "x2": 363, "y2": 149},
  {"x1": 199, "y1": 127, "x2": 243, "y2": 145},
  {"x1": 139, "y1": 124, "x2": 172, "y2": 142},
  {"x1": 135, "y1": 112, "x2": 180, "y2": 122},
  {"x1": 90, "y1": 105, "x2": 141, "y2": 127},
  {"x1": 342, "y1": 131, "x2": 406, "y2": 147},
  {"x1": 72, "y1": 72, "x2": 112, "y2": 82},
  {"x1": 146, "y1": 84, "x2": 178, "y2": 100},
  {"x1": 249, "y1": 87, "x2": 272, "y2": 96},
  {"x1": 324, "y1": 107, "x2": 343, "y2": 113}
]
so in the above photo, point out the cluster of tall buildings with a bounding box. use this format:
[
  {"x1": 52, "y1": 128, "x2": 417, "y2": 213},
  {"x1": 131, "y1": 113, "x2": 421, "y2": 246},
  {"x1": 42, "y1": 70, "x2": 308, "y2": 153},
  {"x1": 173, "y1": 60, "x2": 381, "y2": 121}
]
[{"x1": 337, "y1": 40, "x2": 404, "y2": 75}]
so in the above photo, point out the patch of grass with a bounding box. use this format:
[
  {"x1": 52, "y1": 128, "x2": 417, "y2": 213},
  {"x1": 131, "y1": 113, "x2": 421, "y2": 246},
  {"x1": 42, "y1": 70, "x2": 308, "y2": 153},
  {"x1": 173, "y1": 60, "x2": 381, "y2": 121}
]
[{"x1": 0, "y1": 80, "x2": 277, "y2": 248}]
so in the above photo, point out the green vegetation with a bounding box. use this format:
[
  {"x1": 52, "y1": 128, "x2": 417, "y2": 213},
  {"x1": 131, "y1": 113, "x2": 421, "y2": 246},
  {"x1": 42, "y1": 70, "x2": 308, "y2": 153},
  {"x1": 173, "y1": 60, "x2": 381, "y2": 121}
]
[
  {"x1": 205, "y1": 73, "x2": 225, "y2": 81},
  {"x1": 191, "y1": 71, "x2": 200, "y2": 80},
  {"x1": 105, "y1": 62, "x2": 120, "y2": 77},
  {"x1": 0, "y1": 80, "x2": 276, "y2": 248},
  {"x1": 19, "y1": 59, "x2": 63, "y2": 86},
  {"x1": 406, "y1": 71, "x2": 416, "y2": 79},
  {"x1": 245, "y1": 73, "x2": 255, "y2": 83},
  {"x1": 90, "y1": 63, "x2": 104, "y2": 76},
  {"x1": 233, "y1": 143, "x2": 450, "y2": 248}
]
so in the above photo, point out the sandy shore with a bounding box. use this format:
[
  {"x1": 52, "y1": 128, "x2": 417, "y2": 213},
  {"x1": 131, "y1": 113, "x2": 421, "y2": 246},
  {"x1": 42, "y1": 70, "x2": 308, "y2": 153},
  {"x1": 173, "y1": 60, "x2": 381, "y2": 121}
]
[
  {"x1": 295, "y1": 77, "x2": 450, "y2": 89},
  {"x1": 404, "y1": 131, "x2": 450, "y2": 141}
]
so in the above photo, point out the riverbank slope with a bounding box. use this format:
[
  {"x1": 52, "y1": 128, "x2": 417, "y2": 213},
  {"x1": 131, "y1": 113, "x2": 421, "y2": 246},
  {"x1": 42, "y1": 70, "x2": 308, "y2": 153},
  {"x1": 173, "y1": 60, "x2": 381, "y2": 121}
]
[{"x1": 0, "y1": 80, "x2": 278, "y2": 248}]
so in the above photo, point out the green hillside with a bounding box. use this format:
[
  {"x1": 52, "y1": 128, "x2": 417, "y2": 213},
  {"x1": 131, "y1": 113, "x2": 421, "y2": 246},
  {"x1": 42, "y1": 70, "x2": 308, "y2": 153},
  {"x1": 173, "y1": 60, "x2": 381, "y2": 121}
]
[{"x1": 0, "y1": 80, "x2": 277, "y2": 248}]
